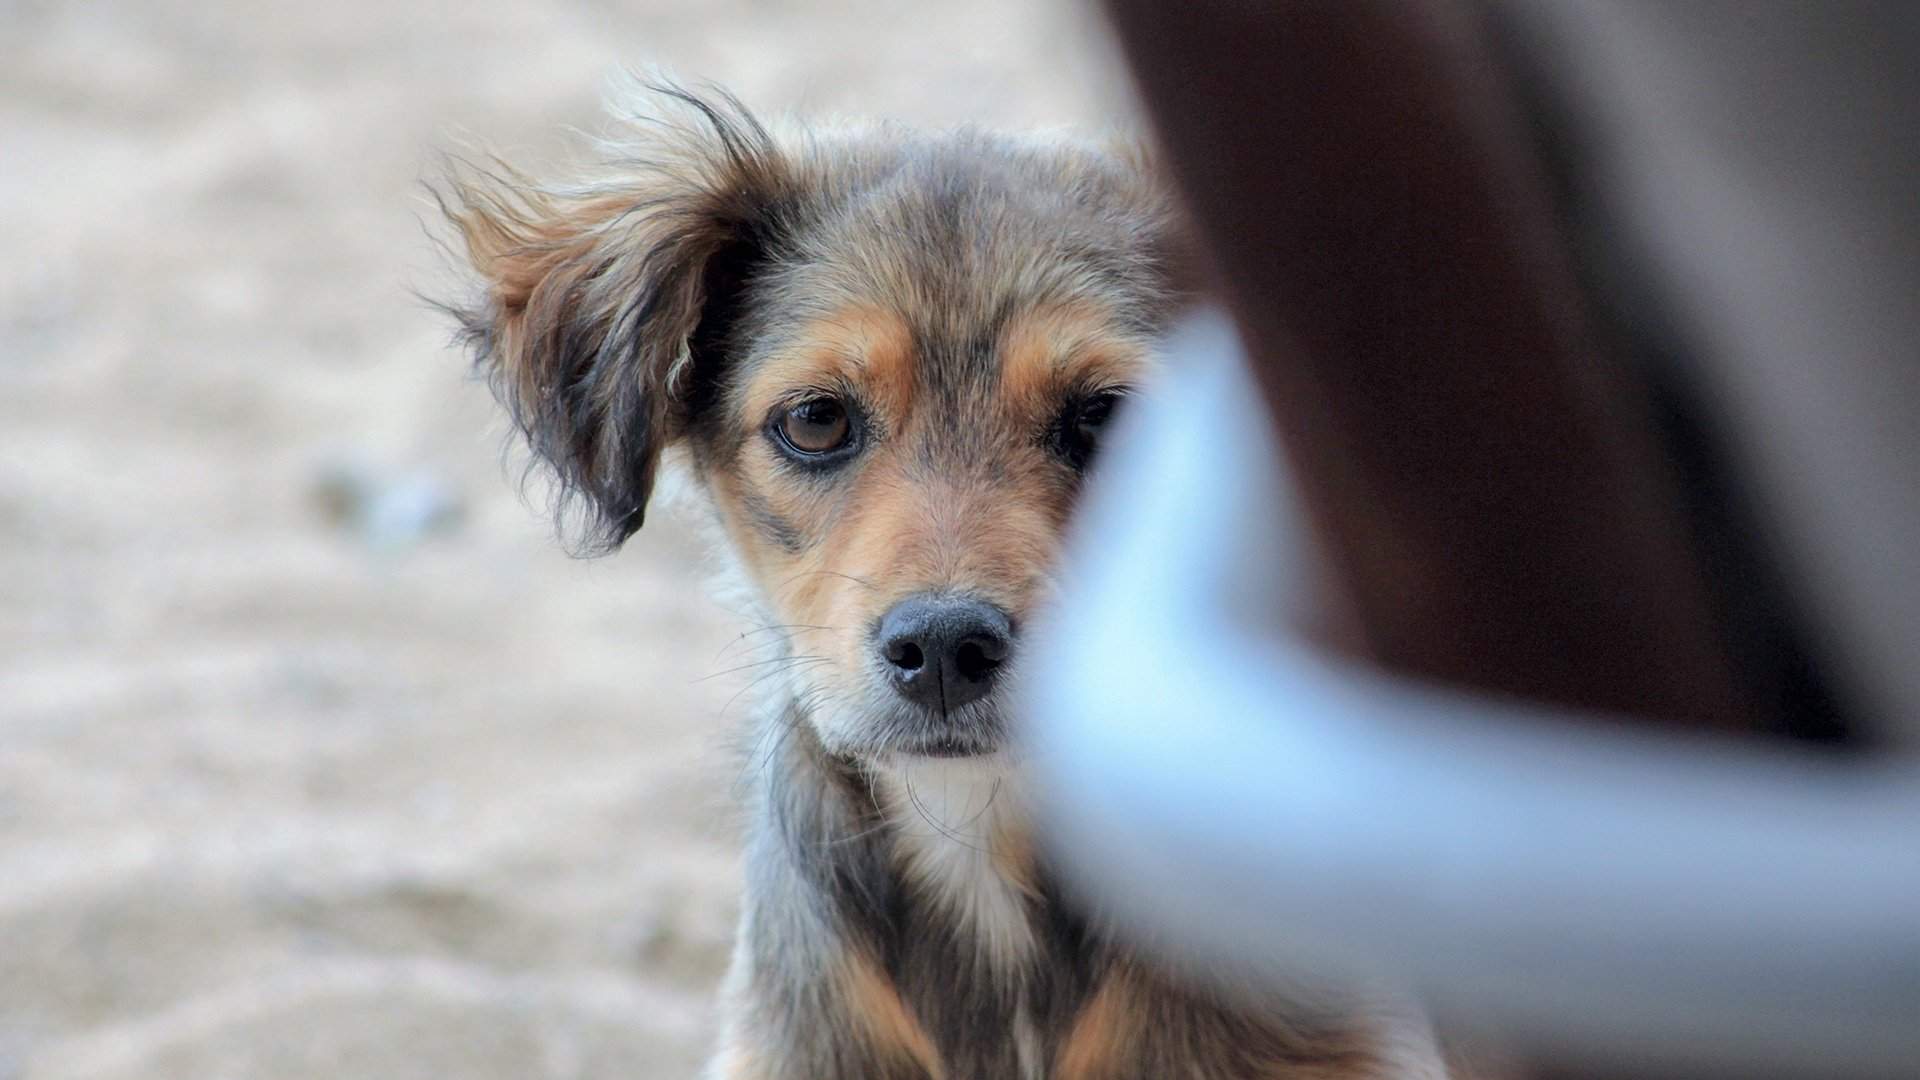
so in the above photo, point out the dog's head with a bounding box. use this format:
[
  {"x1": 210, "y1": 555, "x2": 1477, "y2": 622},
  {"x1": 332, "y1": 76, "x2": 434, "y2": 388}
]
[{"x1": 444, "y1": 87, "x2": 1182, "y2": 761}]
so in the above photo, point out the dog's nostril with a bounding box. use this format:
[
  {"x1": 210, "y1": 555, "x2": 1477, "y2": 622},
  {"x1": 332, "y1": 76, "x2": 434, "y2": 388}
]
[
  {"x1": 888, "y1": 640, "x2": 925, "y2": 672},
  {"x1": 953, "y1": 639, "x2": 1001, "y2": 682}
]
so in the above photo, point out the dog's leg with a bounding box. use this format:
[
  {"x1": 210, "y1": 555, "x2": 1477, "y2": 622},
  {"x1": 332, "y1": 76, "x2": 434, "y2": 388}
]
[
  {"x1": 709, "y1": 943, "x2": 944, "y2": 1080},
  {"x1": 1049, "y1": 957, "x2": 1449, "y2": 1080}
]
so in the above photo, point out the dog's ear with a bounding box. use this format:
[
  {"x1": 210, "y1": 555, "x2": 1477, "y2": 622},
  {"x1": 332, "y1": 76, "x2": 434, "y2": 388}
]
[
  {"x1": 438, "y1": 88, "x2": 791, "y2": 552},
  {"x1": 1094, "y1": 133, "x2": 1203, "y2": 306}
]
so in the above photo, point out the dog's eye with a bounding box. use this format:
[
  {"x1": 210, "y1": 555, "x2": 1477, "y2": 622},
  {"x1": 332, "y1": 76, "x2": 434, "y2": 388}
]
[
  {"x1": 776, "y1": 397, "x2": 854, "y2": 457},
  {"x1": 1056, "y1": 389, "x2": 1127, "y2": 470}
]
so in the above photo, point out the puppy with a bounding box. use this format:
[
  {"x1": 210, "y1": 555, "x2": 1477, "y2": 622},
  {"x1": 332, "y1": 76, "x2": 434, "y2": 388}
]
[{"x1": 441, "y1": 85, "x2": 1442, "y2": 1080}]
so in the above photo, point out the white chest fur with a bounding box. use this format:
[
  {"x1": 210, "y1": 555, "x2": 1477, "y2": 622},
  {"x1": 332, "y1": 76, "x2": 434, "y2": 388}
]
[{"x1": 877, "y1": 755, "x2": 1038, "y2": 971}]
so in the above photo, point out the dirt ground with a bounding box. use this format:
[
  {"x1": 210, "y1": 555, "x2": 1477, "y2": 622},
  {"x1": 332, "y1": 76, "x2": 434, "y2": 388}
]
[{"x1": 0, "y1": 2, "x2": 1127, "y2": 1075}]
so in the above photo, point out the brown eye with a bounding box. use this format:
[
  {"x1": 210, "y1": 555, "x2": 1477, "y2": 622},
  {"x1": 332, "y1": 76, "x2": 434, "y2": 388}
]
[
  {"x1": 776, "y1": 397, "x2": 853, "y2": 457},
  {"x1": 1055, "y1": 388, "x2": 1128, "y2": 470}
]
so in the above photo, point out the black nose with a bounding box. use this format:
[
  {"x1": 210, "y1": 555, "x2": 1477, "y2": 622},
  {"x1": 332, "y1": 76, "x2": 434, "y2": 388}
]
[{"x1": 876, "y1": 594, "x2": 1012, "y2": 713}]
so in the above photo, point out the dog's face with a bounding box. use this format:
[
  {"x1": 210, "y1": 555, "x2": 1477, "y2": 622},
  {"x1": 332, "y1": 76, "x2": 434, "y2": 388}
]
[
  {"x1": 701, "y1": 282, "x2": 1155, "y2": 759},
  {"x1": 446, "y1": 90, "x2": 1181, "y2": 761}
]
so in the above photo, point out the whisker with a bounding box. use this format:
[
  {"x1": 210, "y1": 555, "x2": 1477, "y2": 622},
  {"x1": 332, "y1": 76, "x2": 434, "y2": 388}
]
[
  {"x1": 713, "y1": 622, "x2": 839, "y2": 663},
  {"x1": 954, "y1": 777, "x2": 1003, "y2": 831},
  {"x1": 753, "y1": 692, "x2": 822, "y2": 777},
  {"x1": 698, "y1": 652, "x2": 829, "y2": 683},
  {"x1": 902, "y1": 771, "x2": 995, "y2": 856},
  {"x1": 823, "y1": 815, "x2": 894, "y2": 848},
  {"x1": 773, "y1": 567, "x2": 879, "y2": 599},
  {"x1": 721, "y1": 656, "x2": 829, "y2": 716}
]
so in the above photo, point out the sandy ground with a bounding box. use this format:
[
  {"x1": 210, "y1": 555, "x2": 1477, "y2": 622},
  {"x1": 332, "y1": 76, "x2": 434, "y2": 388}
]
[{"x1": 0, "y1": 2, "x2": 1126, "y2": 1075}]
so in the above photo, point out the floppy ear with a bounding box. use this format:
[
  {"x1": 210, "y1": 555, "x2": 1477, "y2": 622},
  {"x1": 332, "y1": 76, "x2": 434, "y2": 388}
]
[{"x1": 439, "y1": 88, "x2": 791, "y2": 552}]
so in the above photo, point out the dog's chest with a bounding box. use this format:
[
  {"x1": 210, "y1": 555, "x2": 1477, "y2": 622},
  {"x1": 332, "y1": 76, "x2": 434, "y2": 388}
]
[
  {"x1": 877, "y1": 760, "x2": 1093, "y2": 1078},
  {"x1": 881, "y1": 758, "x2": 1038, "y2": 967},
  {"x1": 887, "y1": 893, "x2": 1079, "y2": 1080}
]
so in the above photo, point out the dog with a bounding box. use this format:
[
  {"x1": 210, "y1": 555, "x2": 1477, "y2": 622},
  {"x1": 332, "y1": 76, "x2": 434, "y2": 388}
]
[{"x1": 440, "y1": 84, "x2": 1446, "y2": 1080}]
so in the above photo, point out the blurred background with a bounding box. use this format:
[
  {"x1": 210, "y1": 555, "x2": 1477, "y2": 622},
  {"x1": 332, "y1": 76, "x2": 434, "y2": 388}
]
[{"x1": 0, "y1": 2, "x2": 1132, "y2": 1075}]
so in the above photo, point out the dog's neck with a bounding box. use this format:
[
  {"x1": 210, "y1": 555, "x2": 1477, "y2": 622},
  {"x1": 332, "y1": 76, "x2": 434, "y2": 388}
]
[
  {"x1": 742, "y1": 707, "x2": 1088, "y2": 1077},
  {"x1": 755, "y1": 705, "x2": 1052, "y2": 978},
  {"x1": 871, "y1": 753, "x2": 1040, "y2": 969}
]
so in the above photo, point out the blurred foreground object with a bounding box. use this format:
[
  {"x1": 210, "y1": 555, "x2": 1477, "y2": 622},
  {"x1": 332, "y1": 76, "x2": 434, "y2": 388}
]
[
  {"x1": 1029, "y1": 316, "x2": 1920, "y2": 1077},
  {"x1": 1028, "y1": 3, "x2": 1920, "y2": 1078}
]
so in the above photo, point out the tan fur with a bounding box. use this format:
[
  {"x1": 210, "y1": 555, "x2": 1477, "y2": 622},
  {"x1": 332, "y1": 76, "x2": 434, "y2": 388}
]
[
  {"x1": 445, "y1": 187, "x2": 633, "y2": 415},
  {"x1": 1054, "y1": 970, "x2": 1138, "y2": 1080},
  {"x1": 996, "y1": 301, "x2": 1153, "y2": 422},
  {"x1": 842, "y1": 953, "x2": 947, "y2": 1079},
  {"x1": 737, "y1": 306, "x2": 919, "y2": 426},
  {"x1": 447, "y1": 187, "x2": 634, "y2": 310},
  {"x1": 989, "y1": 818, "x2": 1042, "y2": 902}
]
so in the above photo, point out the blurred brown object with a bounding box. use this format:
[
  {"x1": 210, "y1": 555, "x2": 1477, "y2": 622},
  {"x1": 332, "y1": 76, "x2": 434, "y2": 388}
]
[{"x1": 1102, "y1": 0, "x2": 1755, "y2": 736}]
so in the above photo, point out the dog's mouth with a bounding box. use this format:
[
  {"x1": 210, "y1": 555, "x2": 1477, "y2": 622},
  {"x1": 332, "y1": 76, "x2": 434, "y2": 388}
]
[
  {"x1": 897, "y1": 733, "x2": 997, "y2": 759},
  {"x1": 804, "y1": 660, "x2": 1017, "y2": 762},
  {"x1": 860, "y1": 699, "x2": 1007, "y2": 760}
]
